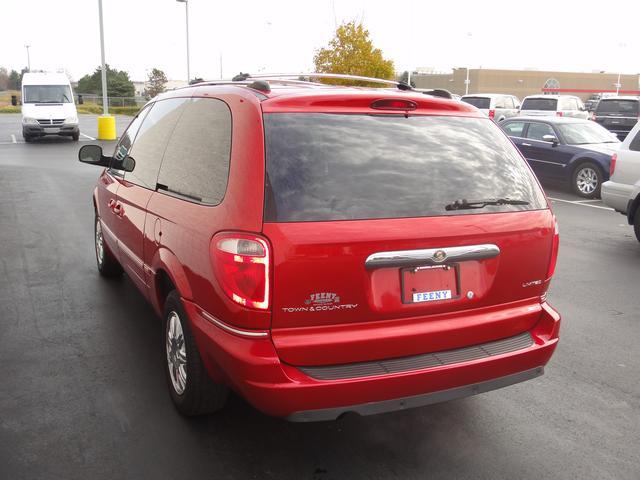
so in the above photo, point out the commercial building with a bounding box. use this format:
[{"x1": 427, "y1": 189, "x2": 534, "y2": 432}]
[{"x1": 412, "y1": 68, "x2": 640, "y2": 100}]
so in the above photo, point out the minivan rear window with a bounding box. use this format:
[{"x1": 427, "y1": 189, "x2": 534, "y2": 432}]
[
  {"x1": 461, "y1": 97, "x2": 491, "y2": 109},
  {"x1": 596, "y1": 100, "x2": 639, "y2": 115},
  {"x1": 521, "y1": 98, "x2": 558, "y2": 111},
  {"x1": 264, "y1": 114, "x2": 547, "y2": 222}
]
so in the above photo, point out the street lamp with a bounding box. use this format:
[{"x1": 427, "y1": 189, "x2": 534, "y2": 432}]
[
  {"x1": 96, "y1": 0, "x2": 116, "y2": 140},
  {"x1": 176, "y1": 0, "x2": 190, "y2": 84},
  {"x1": 25, "y1": 45, "x2": 31, "y2": 72},
  {"x1": 465, "y1": 32, "x2": 473, "y2": 95}
]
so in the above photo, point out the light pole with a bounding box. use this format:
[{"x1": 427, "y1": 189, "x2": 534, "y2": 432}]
[
  {"x1": 176, "y1": 0, "x2": 190, "y2": 84},
  {"x1": 465, "y1": 32, "x2": 472, "y2": 95},
  {"x1": 96, "y1": 0, "x2": 116, "y2": 140},
  {"x1": 25, "y1": 45, "x2": 31, "y2": 72}
]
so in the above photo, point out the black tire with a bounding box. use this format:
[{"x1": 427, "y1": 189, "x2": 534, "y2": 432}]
[
  {"x1": 23, "y1": 135, "x2": 32, "y2": 143},
  {"x1": 163, "y1": 290, "x2": 228, "y2": 416},
  {"x1": 95, "y1": 215, "x2": 123, "y2": 277},
  {"x1": 634, "y1": 208, "x2": 640, "y2": 243},
  {"x1": 72, "y1": 132, "x2": 80, "y2": 141},
  {"x1": 571, "y1": 161, "x2": 603, "y2": 199}
]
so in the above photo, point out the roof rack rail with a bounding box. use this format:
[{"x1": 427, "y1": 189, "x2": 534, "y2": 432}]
[
  {"x1": 188, "y1": 73, "x2": 453, "y2": 99},
  {"x1": 240, "y1": 73, "x2": 413, "y2": 91}
]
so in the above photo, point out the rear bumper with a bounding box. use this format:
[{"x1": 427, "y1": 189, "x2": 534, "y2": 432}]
[
  {"x1": 184, "y1": 300, "x2": 560, "y2": 420},
  {"x1": 602, "y1": 180, "x2": 633, "y2": 214}
]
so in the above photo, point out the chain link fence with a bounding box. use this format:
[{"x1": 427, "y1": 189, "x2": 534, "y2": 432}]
[{"x1": 75, "y1": 93, "x2": 147, "y2": 107}]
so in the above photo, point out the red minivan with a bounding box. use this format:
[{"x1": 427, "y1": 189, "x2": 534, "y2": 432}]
[{"x1": 79, "y1": 75, "x2": 561, "y2": 421}]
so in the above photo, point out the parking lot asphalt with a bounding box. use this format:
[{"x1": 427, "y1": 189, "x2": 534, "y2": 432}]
[{"x1": 0, "y1": 113, "x2": 638, "y2": 480}]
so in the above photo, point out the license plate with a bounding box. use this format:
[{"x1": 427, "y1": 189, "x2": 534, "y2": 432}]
[
  {"x1": 402, "y1": 264, "x2": 459, "y2": 304},
  {"x1": 44, "y1": 127, "x2": 60, "y2": 133}
]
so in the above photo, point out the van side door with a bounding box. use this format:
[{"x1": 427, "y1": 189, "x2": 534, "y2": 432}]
[{"x1": 115, "y1": 98, "x2": 189, "y2": 295}]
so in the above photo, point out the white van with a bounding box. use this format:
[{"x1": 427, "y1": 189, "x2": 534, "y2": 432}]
[{"x1": 22, "y1": 72, "x2": 79, "y2": 142}]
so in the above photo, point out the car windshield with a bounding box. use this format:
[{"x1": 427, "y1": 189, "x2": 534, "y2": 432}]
[
  {"x1": 461, "y1": 97, "x2": 491, "y2": 109},
  {"x1": 23, "y1": 85, "x2": 73, "y2": 104},
  {"x1": 264, "y1": 114, "x2": 547, "y2": 222},
  {"x1": 558, "y1": 122, "x2": 620, "y2": 145},
  {"x1": 596, "y1": 100, "x2": 639, "y2": 115},
  {"x1": 521, "y1": 98, "x2": 558, "y2": 111}
]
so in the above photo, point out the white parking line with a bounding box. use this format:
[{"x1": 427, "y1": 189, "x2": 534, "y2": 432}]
[
  {"x1": 10, "y1": 134, "x2": 16, "y2": 144},
  {"x1": 80, "y1": 133, "x2": 96, "y2": 141},
  {"x1": 548, "y1": 197, "x2": 613, "y2": 211}
]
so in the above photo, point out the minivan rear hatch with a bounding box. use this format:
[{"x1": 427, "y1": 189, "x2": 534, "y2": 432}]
[{"x1": 262, "y1": 112, "x2": 552, "y2": 366}]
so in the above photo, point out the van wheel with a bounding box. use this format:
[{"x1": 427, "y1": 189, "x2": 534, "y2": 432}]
[
  {"x1": 634, "y1": 208, "x2": 640, "y2": 243},
  {"x1": 572, "y1": 161, "x2": 602, "y2": 198},
  {"x1": 163, "y1": 290, "x2": 228, "y2": 416},
  {"x1": 95, "y1": 215, "x2": 123, "y2": 277},
  {"x1": 23, "y1": 135, "x2": 32, "y2": 143},
  {"x1": 72, "y1": 132, "x2": 80, "y2": 141}
]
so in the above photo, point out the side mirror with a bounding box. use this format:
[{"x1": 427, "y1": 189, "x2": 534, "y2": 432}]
[
  {"x1": 11, "y1": 95, "x2": 17, "y2": 106},
  {"x1": 78, "y1": 144, "x2": 110, "y2": 167},
  {"x1": 542, "y1": 134, "x2": 559, "y2": 145},
  {"x1": 78, "y1": 94, "x2": 84, "y2": 105},
  {"x1": 121, "y1": 156, "x2": 136, "y2": 172}
]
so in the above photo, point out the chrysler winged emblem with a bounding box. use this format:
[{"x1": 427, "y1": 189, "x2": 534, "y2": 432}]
[{"x1": 433, "y1": 250, "x2": 447, "y2": 262}]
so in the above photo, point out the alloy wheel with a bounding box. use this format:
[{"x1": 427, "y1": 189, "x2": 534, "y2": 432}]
[{"x1": 166, "y1": 311, "x2": 187, "y2": 395}]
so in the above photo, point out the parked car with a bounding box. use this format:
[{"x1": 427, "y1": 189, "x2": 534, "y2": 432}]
[
  {"x1": 461, "y1": 93, "x2": 520, "y2": 122},
  {"x1": 584, "y1": 92, "x2": 617, "y2": 112},
  {"x1": 21, "y1": 72, "x2": 80, "y2": 142},
  {"x1": 592, "y1": 96, "x2": 640, "y2": 140},
  {"x1": 501, "y1": 117, "x2": 619, "y2": 198},
  {"x1": 519, "y1": 94, "x2": 589, "y2": 119},
  {"x1": 79, "y1": 75, "x2": 561, "y2": 421},
  {"x1": 602, "y1": 121, "x2": 640, "y2": 241}
]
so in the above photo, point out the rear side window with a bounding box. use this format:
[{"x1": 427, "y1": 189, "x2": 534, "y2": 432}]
[
  {"x1": 461, "y1": 97, "x2": 490, "y2": 109},
  {"x1": 526, "y1": 123, "x2": 555, "y2": 141},
  {"x1": 521, "y1": 98, "x2": 557, "y2": 111},
  {"x1": 264, "y1": 114, "x2": 547, "y2": 222},
  {"x1": 629, "y1": 131, "x2": 640, "y2": 152},
  {"x1": 503, "y1": 121, "x2": 525, "y2": 137},
  {"x1": 126, "y1": 98, "x2": 189, "y2": 189},
  {"x1": 597, "y1": 100, "x2": 639, "y2": 116},
  {"x1": 157, "y1": 98, "x2": 232, "y2": 204}
]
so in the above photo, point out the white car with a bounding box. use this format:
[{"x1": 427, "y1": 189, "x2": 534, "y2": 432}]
[
  {"x1": 21, "y1": 72, "x2": 80, "y2": 142},
  {"x1": 519, "y1": 95, "x2": 589, "y2": 119},
  {"x1": 461, "y1": 94, "x2": 520, "y2": 122},
  {"x1": 601, "y1": 121, "x2": 640, "y2": 241}
]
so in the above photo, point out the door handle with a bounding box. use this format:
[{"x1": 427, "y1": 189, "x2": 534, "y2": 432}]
[
  {"x1": 113, "y1": 203, "x2": 124, "y2": 217},
  {"x1": 522, "y1": 143, "x2": 532, "y2": 147},
  {"x1": 108, "y1": 199, "x2": 115, "y2": 209}
]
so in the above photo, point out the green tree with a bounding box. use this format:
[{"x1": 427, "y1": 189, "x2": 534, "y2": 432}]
[
  {"x1": 399, "y1": 71, "x2": 416, "y2": 88},
  {"x1": 313, "y1": 21, "x2": 395, "y2": 85},
  {"x1": 8, "y1": 70, "x2": 21, "y2": 90},
  {"x1": 143, "y1": 68, "x2": 167, "y2": 99},
  {"x1": 0, "y1": 68, "x2": 8, "y2": 90},
  {"x1": 77, "y1": 65, "x2": 135, "y2": 99}
]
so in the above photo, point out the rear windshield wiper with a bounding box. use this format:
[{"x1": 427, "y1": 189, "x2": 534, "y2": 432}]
[{"x1": 445, "y1": 198, "x2": 530, "y2": 211}]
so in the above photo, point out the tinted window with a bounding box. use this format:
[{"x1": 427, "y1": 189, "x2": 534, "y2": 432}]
[
  {"x1": 596, "y1": 100, "x2": 639, "y2": 115},
  {"x1": 521, "y1": 98, "x2": 558, "y2": 111},
  {"x1": 23, "y1": 85, "x2": 72, "y2": 103},
  {"x1": 503, "y1": 121, "x2": 525, "y2": 137},
  {"x1": 157, "y1": 98, "x2": 232, "y2": 204},
  {"x1": 629, "y1": 131, "x2": 640, "y2": 152},
  {"x1": 462, "y1": 97, "x2": 490, "y2": 109},
  {"x1": 112, "y1": 105, "x2": 151, "y2": 164},
  {"x1": 526, "y1": 123, "x2": 555, "y2": 141},
  {"x1": 264, "y1": 114, "x2": 547, "y2": 222},
  {"x1": 125, "y1": 98, "x2": 189, "y2": 189}
]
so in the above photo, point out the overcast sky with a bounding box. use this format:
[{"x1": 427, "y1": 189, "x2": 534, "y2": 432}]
[{"x1": 1, "y1": 0, "x2": 638, "y2": 82}]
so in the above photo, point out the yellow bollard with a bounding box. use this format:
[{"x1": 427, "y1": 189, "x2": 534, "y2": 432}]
[{"x1": 97, "y1": 115, "x2": 117, "y2": 140}]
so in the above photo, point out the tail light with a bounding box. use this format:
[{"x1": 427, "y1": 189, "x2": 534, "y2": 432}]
[
  {"x1": 370, "y1": 99, "x2": 417, "y2": 111},
  {"x1": 590, "y1": 112, "x2": 596, "y2": 121},
  {"x1": 546, "y1": 216, "x2": 560, "y2": 279},
  {"x1": 488, "y1": 109, "x2": 496, "y2": 120},
  {"x1": 556, "y1": 111, "x2": 563, "y2": 117},
  {"x1": 212, "y1": 232, "x2": 270, "y2": 310},
  {"x1": 610, "y1": 152, "x2": 617, "y2": 177}
]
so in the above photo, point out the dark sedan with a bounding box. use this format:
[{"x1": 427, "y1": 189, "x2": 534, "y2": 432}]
[{"x1": 500, "y1": 117, "x2": 620, "y2": 198}]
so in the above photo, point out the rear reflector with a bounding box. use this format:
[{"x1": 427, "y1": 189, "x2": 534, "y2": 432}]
[
  {"x1": 610, "y1": 153, "x2": 617, "y2": 177},
  {"x1": 370, "y1": 99, "x2": 417, "y2": 111},
  {"x1": 212, "y1": 232, "x2": 270, "y2": 310}
]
